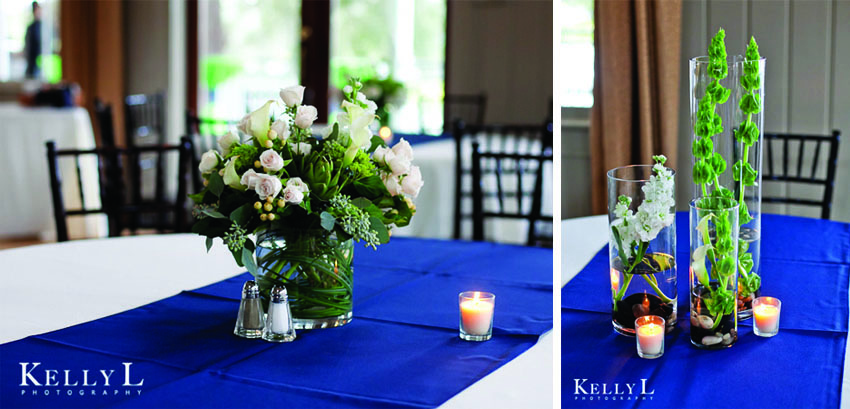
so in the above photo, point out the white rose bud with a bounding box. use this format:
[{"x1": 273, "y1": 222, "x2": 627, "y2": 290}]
[
  {"x1": 388, "y1": 154, "x2": 411, "y2": 176},
  {"x1": 254, "y1": 174, "x2": 282, "y2": 200},
  {"x1": 198, "y1": 150, "x2": 218, "y2": 174},
  {"x1": 236, "y1": 114, "x2": 251, "y2": 135},
  {"x1": 280, "y1": 85, "x2": 305, "y2": 107},
  {"x1": 286, "y1": 177, "x2": 310, "y2": 193},
  {"x1": 240, "y1": 169, "x2": 261, "y2": 189},
  {"x1": 383, "y1": 173, "x2": 403, "y2": 196},
  {"x1": 260, "y1": 149, "x2": 285, "y2": 172},
  {"x1": 294, "y1": 105, "x2": 318, "y2": 129},
  {"x1": 217, "y1": 130, "x2": 240, "y2": 155},
  {"x1": 391, "y1": 138, "x2": 414, "y2": 161},
  {"x1": 282, "y1": 186, "x2": 305, "y2": 204},
  {"x1": 293, "y1": 142, "x2": 312, "y2": 156},
  {"x1": 270, "y1": 118, "x2": 290, "y2": 143},
  {"x1": 373, "y1": 146, "x2": 394, "y2": 165},
  {"x1": 401, "y1": 165, "x2": 424, "y2": 198},
  {"x1": 343, "y1": 85, "x2": 353, "y2": 94}
]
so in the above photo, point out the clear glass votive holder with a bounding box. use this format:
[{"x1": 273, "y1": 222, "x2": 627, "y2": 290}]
[
  {"x1": 635, "y1": 315, "x2": 665, "y2": 359},
  {"x1": 459, "y1": 291, "x2": 495, "y2": 341},
  {"x1": 753, "y1": 296, "x2": 781, "y2": 337}
]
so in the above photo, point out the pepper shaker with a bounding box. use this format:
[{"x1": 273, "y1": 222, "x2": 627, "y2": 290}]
[
  {"x1": 262, "y1": 285, "x2": 296, "y2": 342},
  {"x1": 234, "y1": 280, "x2": 265, "y2": 338}
]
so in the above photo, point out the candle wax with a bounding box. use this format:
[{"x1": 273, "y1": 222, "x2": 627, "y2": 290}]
[
  {"x1": 637, "y1": 323, "x2": 663, "y2": 355},
  {"x1": 754, "y1": 304, "x2": 779, "y2": 333},
  {"x1": 460, "y1": 298, "x2": 494, "y2": 335}
]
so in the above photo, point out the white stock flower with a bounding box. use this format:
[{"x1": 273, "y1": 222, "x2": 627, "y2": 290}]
[
  {"x1": 270, "y1": 118, "x2": 290, "y2": 143},
  {"x1": 260, "y1": 149, "x2": 285, "y2": 172},
  {"x1": 280, "y1": 85, "x2": 305, "y2": 107},
  {"x1": 282, "y1": 186, "x2": 304, "y2": 204},
  {"x1": 356, "y1": 92, "x2": 378, "y2": 115},
  {"x1": 254, "y1": 174, "x2": 282, "y2": 200},
  {"x1": 198, "y1": 150, "x2": 218, "y2": 174},
  {"x1": 373, "y1": 146, "x2": 394, "y2": 165},
  {"x1": 343, "y1": 85, "x2": 353, "y2": 94},
  {"x1": 292, "y1": 142, "x2": 312, "y2": 155},
  {"x1": 401, "y1": 165, "x2": 424, "y2": 197},
  {"x1": 240, "y1": 169, "x2": 261, "y2": 189},
  {"x1": 285, "y1": 177, "x2": 310, "y2": 193},
  {"x1": 294, "y1": 105, "x2": 318, "y2": 129},
  {"x1": 217, "y1": 131, "x2": 240, "y2": 155},
  {"x1": 383, "y1": 173, "x2": 403, "y2": 196}
]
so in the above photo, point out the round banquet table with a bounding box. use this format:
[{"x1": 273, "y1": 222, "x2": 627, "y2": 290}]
[
  {"x1": 0, "y1": 234, "x2": 552, "y2": 408},
  {"x1": 561, "y1": 215, "x2": 850, "y2": 407}
]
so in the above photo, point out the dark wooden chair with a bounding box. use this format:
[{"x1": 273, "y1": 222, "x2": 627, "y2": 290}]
[
  {"x1": 759, "y1": 130, "x2": 841, "y2": 219},
  {"x1": 454, "y1": 121, "x2": 553, "y2": 242},
  {"x1": 444, "y1": 93, "x2": 486, "y2": 133},
  {"x1": 470, "y1": 140, "x2": 553, "y2": 247},
  {"x1": 93, "y1": 98, "x2": 117, "y2": 147},
  {"x1": 185, "y1": 110, "x2": 240, "y2": 192},
  {"x1": 125, "y1": 93, "x2": 166, "y2": 147},
  {"x1": 45, "y1": 137, "x2": 194, "y2": 242}
]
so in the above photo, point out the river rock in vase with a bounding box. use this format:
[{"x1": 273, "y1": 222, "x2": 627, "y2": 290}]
[
  {"x1": 607, "y1": 158, "x2": 677, "y2": 336},
  {"x1": 690, "y1": 284, "x2": 737, "y2": 348}
]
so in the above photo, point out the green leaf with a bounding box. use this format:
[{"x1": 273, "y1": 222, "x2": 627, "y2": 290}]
[
  {"x1": 739, "y1": 251, "x2": 753, "y2": 274},
  {"x1": 208, "y1": 172, "x2": 224, "y2": 197},
  {"x1": 202, "y1": 208, "x2": 227, "y2": 219},
  {"x1": 229, "y1": 203, "x2": 254, "y2": 225},
  {"x1": 320, "y1": 211, "x2": 336, "y2": 231},
  {"x1": 717, "y1": 256, "x2": 735, "y2": 277},
  {"x1": 739, "y1": 200, "x2": 754, "y2": 225},
  {"x1": 739, "y1": 93, "x2": 761, "y2": 114},
  {"x1": 241, "y1": 247, "x2": 257, "y2": 275},
  {"x1": 188, "y1": 191, "x2": 207, "y2": 204},
  {"x1": 351, "y1": 197, "x2": 373, "y2": 209},
  {"x1": 191, "y1": 217, "x2": 230, "y2": 237},
  {"x1": 368, "y1": 135, "x2": 386, "y2": 154},
  {"x1": 205, "y1": 237, "x2": 213, "y2": 253},
  {"x1": 353, "y1": 174, "x2": 388, "y2": 199},
  {"x1": 369, "y1": 216, "x2": 390, "y2": 244}
]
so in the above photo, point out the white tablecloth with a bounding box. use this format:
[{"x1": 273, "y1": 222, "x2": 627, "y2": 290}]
[
  {"x1": 0, "y1": 103, "x2": 106, "y2": 240},
  {"x1": 395, "y1": 139, "x2": 553, "y2": 245},
  {"x1": 561, "y1": 216, "x2": 850, "y2": 407},
  {"x1": 0, "y1": 234, "x2": 552, "y2": 408}
]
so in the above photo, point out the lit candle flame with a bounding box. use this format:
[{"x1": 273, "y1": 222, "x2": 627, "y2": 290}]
[
  {"x1": 379, "y1": 126, "x2": 393, "y2": 141},
  {"x1": 610, "y1": 268, "x2": 620, "y2": 290}
]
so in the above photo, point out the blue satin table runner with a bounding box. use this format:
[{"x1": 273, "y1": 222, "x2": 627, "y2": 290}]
[
  {"x1": 1, "y1": 238, "x2": 552, "y2": 408},
  {"x1": 563, "y1": 213, "x2": 850, "y2": 408}
]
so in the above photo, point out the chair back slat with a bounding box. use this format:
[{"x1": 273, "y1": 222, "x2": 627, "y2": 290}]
[{"x1": 761, "y1": 130, "x2": 841, "y2": 219}]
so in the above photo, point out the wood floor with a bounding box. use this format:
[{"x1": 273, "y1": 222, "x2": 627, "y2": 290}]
[{"x1": 0, "y1": 237, "x2": 46, "y2": 250}]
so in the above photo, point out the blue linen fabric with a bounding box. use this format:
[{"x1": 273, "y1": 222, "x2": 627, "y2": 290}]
[
  {"x1": 563, "y1": 213, "x2": 850, "y2": 408},
  {"x1": 1, "y1": 238, "x2": 551, "y2": 408}
]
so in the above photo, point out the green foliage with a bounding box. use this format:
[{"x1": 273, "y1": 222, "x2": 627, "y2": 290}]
[
  {"x1": 734, "y1": 120, "x2": 759, "y2": 146},
  {"x1": 708, "y1": 152, "x2": 727, "y2": 174},
  {"x1": 692, "y1": 137, "x2": 714, "y2": 158},
  {"x1": 739, "y1": 93, "x2": 761, "y2": 115},
  {"x1": 705, "y1": 286, "x2": 735, "y2": 317},
  {"x1": 707, "y1": 29, "x2": 728, "y2": 79},
  {"x1": 349, "y1": 150, "x2": 377, "y2": 180},
  {"x1": 693, "y1": 159, "x2": 714, "y2": 185},
  {"x1": 732, "y1": 160, "x2": 758, "y2": 186},
  {"x1": 227, "y1": 144, "x2": 260, "y2": 171}
]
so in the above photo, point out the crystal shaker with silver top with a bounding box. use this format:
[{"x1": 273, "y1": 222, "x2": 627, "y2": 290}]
[
  {"x1": 262, "y1": 285, "x2": 296, "y2": 342},
  {"x1": 234, "y1": 280, "x2": 265, "y2": 338}
]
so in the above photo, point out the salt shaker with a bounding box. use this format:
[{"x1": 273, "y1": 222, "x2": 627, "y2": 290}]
[
  {"x1": 262, "y1": 285, "x2": 296, "y2": 342},
  {"x1": 234, "y1": 280, "x2": 265, "y2": 338}
]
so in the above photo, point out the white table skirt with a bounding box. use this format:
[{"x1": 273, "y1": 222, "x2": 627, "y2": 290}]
[
  {"x1": 561, "y1": 216, "x2": 850, "y2": 407},
  {"x1": 0, "y1": 234, "x2": 552, "y2": 408},
  {"x1": 0, "y1": 103, "x2": 107, "y2": 240}
]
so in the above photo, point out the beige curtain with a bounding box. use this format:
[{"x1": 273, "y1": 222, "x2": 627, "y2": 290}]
[{"x1": 589, "y1": 0, "x2": 682, "y2": 214}]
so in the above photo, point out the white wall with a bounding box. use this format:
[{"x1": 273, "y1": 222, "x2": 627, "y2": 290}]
[
  {"x1": 447, "y1": 0, "x2": 553, "y2": 125},
  {"x1": 676, "y1": 0, "x2": 850, "y2": 222}
]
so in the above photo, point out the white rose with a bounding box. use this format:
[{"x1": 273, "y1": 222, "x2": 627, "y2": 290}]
[
  {"x1": 388, "y1": 155, "x2": 411, "y2": 176},
  {"x1": 217, "y1": 131, "x2": 240, "y2": 155},
  {"x1": 293, "y1": 142, "x2": 312, "y2": 155},
  {"x1": 280, "y1": 85, "x2": 305, "y2": 107},
  {"x1": 286, "y1": 177, "x2": 310, "y2": 193},
  {"x1": 254, "y1": 174, "x2": 282, "y2": 200},
  {"x1": 401, "y1": 165, "x2": 424, "y2": 198},
  {"x1": 383, "y1": 173, "x2": 403, "y2": 196},
  {"x1": 198, "y1": 150, "x2": 218, "y2": 174},
  {"x1": 294, "y1": 105, "x2": 318, "y2": 129},
  {"x1": 240, "y1": 169, "x2": 261, "y2": 189},
  {"x1": 282, "y1": 186, "x2": 304, "y2": 204},
  {"x1": 391, "y1": 138, "x2": 413, "y2": 161},
  {"x1": 259, "y1": 149, "x2": 285, "y2": 172},
  {"x1": 270, "y1": 118, "x2": 290, "y2": 143},
  {"x1": 373, "y1": 146, "x2": 394, "y2": 165}
]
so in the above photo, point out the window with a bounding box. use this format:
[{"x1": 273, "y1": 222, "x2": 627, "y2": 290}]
[
  {"x1": 330, "y1": 0, "x2": 446, "y2": 135},
  {"x1": 0, "y1": 0, "x2": 61, "y2": 82},
  {"x1": 561, "y1": 0, "x2": 593, "y2": 108},
  {"x1": 197, "y1": 0, "x2": 301, "y2": 121}
]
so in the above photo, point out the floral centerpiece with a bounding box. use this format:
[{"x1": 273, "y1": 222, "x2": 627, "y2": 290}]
[
  {"x1": 190, "y1": 79, "x2": 424, "y2": 329},
  {"x1": 607, "y1": 155, "x2": 677, "y2": 335}
]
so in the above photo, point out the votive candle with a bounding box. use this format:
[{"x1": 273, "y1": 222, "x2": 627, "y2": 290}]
[
  {"x1": 635, "y1": 315, "x2": 664, "y2": 359},
  {"x1": 753, "y1": 296, "x2": 781, "y2": 337},
  {"x1": 459, "y1": 291, "x2": 495, "y2": 341}
]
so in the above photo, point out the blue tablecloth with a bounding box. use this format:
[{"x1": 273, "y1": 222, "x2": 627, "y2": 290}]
[
  {"x1": 563, "y1": 213, "x2": 850, "y2": 408},
  {"x1": 1, "y1": 238, "x2": 552, "y2": 408}
]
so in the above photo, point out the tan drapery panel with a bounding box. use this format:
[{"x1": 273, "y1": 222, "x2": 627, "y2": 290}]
[
  {"x1": 60, "y1": 0, "x2": 126, "y2": 146},
  {"x1": 589, "y1": 0, "x2": 682, "y2": 214}
]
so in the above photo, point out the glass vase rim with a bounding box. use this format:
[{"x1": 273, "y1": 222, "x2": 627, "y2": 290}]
[
  {"x1": 459, "y1": 291, "x2": 495, "y2": 301},
  {"x1": 607, "y1": 164, "x2": 676, "y2": 183},
  {"x1": 689, "y1": 197, "x2": 740, "y2": 212},
  {"x1": 689, "y1": 55, "x2": 766, "y2": 64}
]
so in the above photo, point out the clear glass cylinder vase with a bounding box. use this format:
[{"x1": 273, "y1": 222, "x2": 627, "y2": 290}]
[
  {"x1": 607, "y1": 165, "x2": 677, "y2": 336},
  {"x1": 254, "y1": 230, "x2": 354, "y2": 329},
  {"x1": 689, "y1": 55, "x2": 766, "y2": 319},
  {"x1": 689, "y1": 197, "x2": 739, "y2": 349}
]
